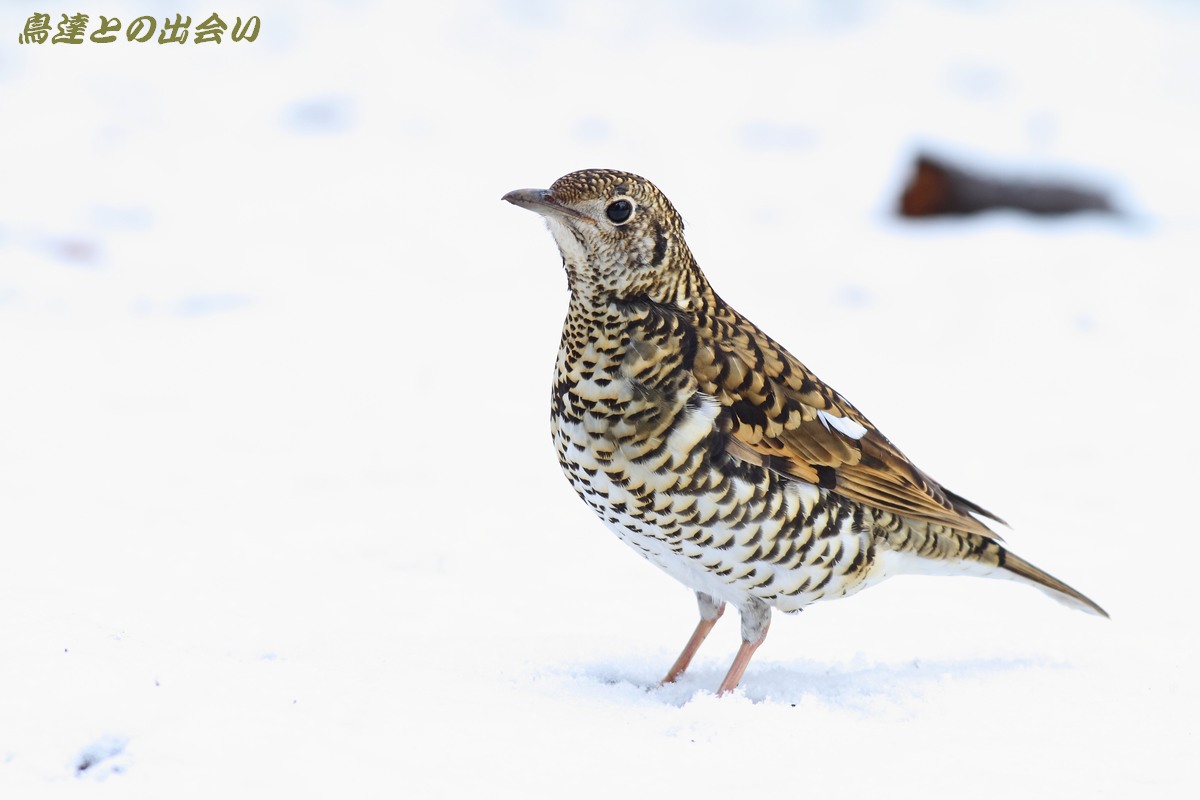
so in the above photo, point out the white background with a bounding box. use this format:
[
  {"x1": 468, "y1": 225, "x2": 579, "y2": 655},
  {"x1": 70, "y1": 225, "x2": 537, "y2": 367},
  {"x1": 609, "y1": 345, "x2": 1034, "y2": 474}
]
[{"x1": 1, "y1": 1, "x2": 1196, "y2": 796}]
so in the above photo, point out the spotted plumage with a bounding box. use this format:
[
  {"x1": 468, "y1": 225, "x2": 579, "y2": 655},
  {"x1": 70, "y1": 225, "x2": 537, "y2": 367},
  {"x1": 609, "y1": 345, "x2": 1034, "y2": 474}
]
[{"x1": 504, "y1": 169, "x2": 1106, "y2": 695}]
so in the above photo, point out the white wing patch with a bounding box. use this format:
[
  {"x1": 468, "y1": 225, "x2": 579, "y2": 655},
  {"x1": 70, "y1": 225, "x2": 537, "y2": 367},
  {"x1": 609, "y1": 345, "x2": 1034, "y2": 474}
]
[{"x1": 816, "y1": 409, "x2": 868, "y2": 440}]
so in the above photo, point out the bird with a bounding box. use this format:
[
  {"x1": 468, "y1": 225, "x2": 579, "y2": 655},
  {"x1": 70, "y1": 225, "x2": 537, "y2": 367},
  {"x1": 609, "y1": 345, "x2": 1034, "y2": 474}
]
[{"x1": 503, "y1": 168, "x2": 1106, "y2": 695}]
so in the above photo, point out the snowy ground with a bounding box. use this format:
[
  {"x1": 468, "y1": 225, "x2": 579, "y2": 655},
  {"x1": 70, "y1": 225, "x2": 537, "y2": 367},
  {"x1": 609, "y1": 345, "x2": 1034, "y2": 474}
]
[{"x1": 1, "y1": 0, "x2": 1197, "y2": 796}]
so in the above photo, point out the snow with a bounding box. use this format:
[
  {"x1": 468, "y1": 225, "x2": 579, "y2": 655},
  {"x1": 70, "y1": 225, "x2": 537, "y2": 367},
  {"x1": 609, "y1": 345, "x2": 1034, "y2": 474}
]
[{"x1": 1, "y1": 0, "x2": 1197, "y2": 796}]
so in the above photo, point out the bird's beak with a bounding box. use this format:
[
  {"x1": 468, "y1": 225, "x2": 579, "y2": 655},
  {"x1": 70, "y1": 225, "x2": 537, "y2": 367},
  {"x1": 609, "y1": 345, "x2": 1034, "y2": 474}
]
[{"x1": 502, "y1": 188, "x2": 594, "y2": 223}]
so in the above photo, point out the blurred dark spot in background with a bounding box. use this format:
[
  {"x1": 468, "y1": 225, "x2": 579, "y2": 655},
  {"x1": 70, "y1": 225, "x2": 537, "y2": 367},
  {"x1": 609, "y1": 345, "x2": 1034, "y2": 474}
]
[{"x1": 898, "y1": 152, "x2": 1116, "y2": 218}]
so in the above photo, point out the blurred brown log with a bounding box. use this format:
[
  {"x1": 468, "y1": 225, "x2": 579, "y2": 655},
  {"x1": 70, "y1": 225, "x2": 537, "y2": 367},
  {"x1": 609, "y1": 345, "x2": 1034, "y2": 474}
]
[{"x1": 898, "y1": 153, "x2": 1115, "y2": 218}]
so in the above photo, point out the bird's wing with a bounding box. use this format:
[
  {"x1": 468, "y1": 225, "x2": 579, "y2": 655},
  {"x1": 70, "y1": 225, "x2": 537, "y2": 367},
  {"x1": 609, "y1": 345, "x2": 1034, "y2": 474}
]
[{"x1": 692, "y1": 304, "x2": 1003, "y2": 537}]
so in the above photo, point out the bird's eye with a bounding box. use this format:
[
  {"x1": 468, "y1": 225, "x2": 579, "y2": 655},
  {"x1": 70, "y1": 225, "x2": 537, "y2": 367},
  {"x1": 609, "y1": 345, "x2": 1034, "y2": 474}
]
[{"x1": 606, "y1": 199, "x2": 634, "y2": 224}]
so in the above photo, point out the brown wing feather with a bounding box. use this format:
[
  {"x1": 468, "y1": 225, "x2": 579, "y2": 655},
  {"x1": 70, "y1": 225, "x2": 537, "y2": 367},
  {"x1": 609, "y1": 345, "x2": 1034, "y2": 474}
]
[{"x1": 694, "y1": 301, "x2": 1004, "y2": 537}]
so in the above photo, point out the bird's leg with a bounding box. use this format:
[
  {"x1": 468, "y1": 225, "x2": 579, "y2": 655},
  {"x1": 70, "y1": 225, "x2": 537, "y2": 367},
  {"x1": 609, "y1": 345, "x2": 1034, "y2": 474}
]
[
  {"x1": 715, "y1": 597, "x2": 771, "y2": 696},
  {"x1": 661, "y1": 592, "x2": 725, "y2": 685}
]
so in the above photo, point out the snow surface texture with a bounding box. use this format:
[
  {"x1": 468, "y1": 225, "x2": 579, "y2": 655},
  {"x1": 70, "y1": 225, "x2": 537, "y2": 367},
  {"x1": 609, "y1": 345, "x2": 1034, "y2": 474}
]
[{"x1": 1, "y1": 0, "x2": 1196, "y2": 796}]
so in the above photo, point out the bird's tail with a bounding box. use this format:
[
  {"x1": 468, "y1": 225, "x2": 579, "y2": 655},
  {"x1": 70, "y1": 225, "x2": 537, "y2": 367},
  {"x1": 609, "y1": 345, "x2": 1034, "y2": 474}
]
[
  {"x1": 996, "y1": 547, "x2": 1108, "y2": 618},
  {"x1": 878, "y1": 525, "x2": 1108, "y2": 618}
]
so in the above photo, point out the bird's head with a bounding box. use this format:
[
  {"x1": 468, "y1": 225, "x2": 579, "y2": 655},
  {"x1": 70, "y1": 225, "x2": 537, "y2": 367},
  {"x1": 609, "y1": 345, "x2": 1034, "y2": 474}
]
[{"x1": 503, "y1": 169, "x2": 699, "y2": 306}]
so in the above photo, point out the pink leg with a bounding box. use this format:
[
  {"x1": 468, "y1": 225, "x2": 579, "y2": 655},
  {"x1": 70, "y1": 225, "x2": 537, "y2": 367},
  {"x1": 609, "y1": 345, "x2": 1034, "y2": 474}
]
[
  {"x1": 715, "y1": 632, "x2": 767, "y2": 695},
  {"x1": 715, "y1": 598, "x2": 771, "y2": 696},
  {"x1": 661, "y1": 594, "x2": 725, "y2": 685}
]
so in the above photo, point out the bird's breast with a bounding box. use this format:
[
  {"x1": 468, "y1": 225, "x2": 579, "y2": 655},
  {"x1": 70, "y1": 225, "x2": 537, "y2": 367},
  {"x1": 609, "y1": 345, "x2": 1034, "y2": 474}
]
[
  {"x1": 552, "y1": 366, "x2": 710, "y2": 467},
  {"x1": 548, "y1": 303, "x2": 886, "y2": 610}
]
